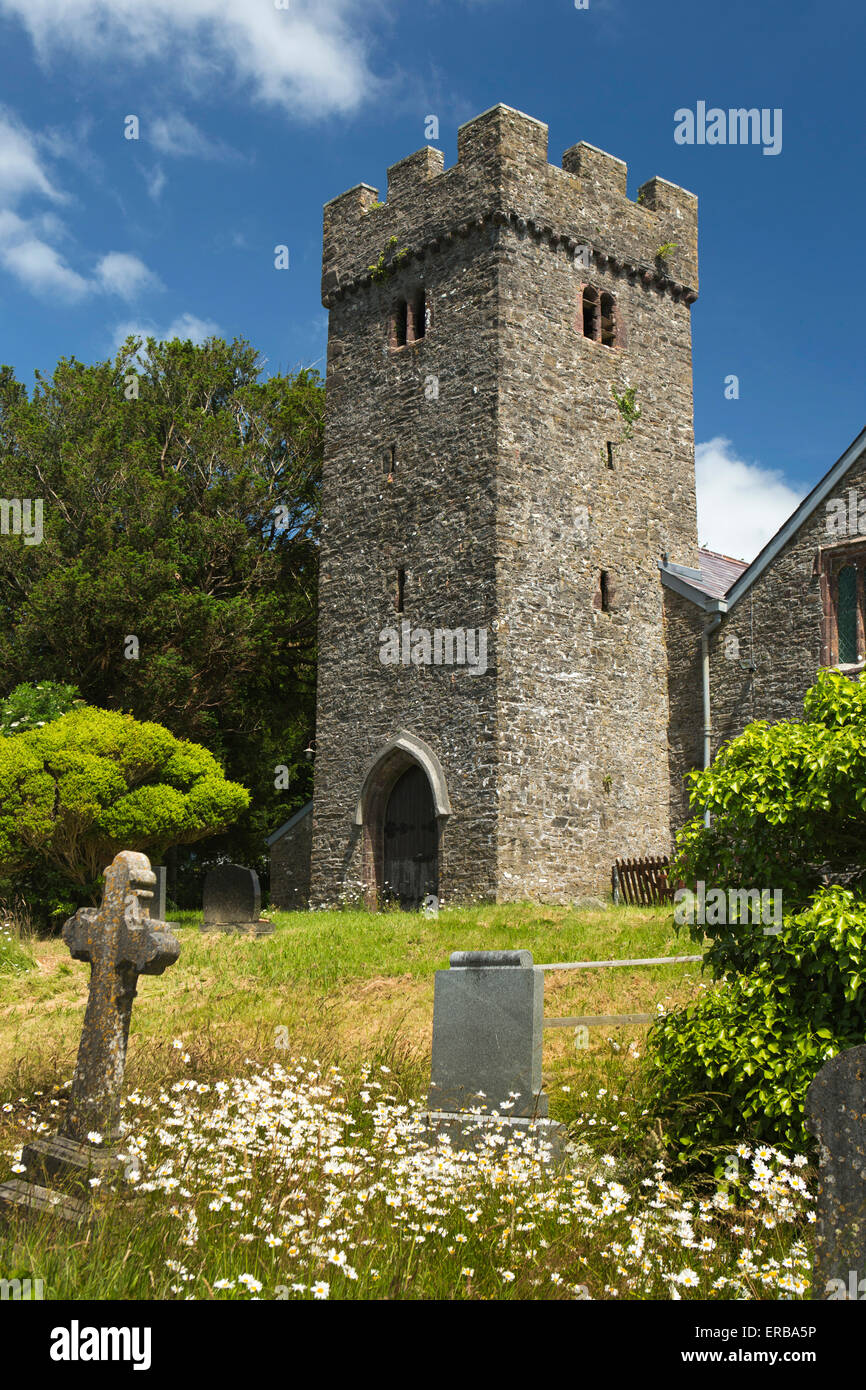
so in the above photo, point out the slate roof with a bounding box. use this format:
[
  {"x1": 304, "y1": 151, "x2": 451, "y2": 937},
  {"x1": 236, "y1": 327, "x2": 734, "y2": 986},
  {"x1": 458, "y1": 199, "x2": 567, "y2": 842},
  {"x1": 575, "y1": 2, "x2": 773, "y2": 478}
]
[{"x1": 693, "y1": 548, "x2": 749, "y2": 599}]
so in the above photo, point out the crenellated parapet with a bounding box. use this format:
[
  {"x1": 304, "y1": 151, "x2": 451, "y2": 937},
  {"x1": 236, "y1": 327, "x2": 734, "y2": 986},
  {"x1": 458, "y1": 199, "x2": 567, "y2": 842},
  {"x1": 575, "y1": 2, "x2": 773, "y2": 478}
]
[{"x1": 322, "y1": 104, "x2": 698, "y2": 308}]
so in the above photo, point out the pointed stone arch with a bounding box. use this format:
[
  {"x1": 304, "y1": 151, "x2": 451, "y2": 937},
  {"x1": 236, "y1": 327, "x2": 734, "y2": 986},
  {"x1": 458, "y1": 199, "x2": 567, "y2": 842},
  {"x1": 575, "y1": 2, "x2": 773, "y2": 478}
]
[{"x1": 355, "y1": 731, "x2": 451, "y2": 907}]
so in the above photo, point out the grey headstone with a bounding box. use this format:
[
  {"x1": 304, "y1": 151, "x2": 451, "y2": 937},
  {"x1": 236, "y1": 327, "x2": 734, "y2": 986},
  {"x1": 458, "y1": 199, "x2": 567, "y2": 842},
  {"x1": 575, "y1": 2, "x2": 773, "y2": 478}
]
[
  {"x1": 427, "y1": 950, "x2": 547, "y2": 1117},
  {"x1": 805, "y1": 1044, "x2": 866, "y2": 1299},
  {"x1": 152, "y1": 865, "x2": 167, "y2": 922},
  {"x1": 201, "y1": 863, "x2": 272, "y2": 935}
]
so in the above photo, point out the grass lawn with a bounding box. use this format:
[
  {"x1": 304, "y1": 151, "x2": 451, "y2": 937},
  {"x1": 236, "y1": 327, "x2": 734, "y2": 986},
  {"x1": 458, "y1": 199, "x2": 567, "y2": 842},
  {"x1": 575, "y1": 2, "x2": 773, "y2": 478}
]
[{"x1": 0, "y1": 904, "x2": 815, "y2": 1300}]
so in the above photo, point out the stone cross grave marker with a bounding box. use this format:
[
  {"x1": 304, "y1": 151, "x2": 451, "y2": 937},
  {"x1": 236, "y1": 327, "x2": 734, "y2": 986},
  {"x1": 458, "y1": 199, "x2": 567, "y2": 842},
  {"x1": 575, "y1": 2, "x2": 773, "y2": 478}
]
[
  {"x1": 201, "y1": 862, "x2": 273, "y2": 935},
  {"x1": 420, "y1": 950, "x2": 566, "y2": 1160},
  {"x1": 805, "y1": 1043, "x2": 866, "y2": 1299},
  {"x1": 0, "y1": 851, "x2": 180, "y2": 1222}
]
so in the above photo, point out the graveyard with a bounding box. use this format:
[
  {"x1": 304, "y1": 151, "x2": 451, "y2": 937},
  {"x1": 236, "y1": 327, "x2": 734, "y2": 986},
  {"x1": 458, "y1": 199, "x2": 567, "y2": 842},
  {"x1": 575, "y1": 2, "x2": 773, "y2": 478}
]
[
  {"x1": 0, "y1": 889, "x2": 831, "y2": 1301},
  {"x1": 0, "y1": 678, "x2": 865, "y2": 1301}
]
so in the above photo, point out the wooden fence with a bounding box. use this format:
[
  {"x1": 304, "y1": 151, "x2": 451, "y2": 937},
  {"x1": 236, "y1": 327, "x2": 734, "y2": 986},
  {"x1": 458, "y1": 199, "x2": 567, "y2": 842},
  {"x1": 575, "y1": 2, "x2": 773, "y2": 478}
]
[{"x1": 612, "y1": 855, "x2": 674, "y2": 906}]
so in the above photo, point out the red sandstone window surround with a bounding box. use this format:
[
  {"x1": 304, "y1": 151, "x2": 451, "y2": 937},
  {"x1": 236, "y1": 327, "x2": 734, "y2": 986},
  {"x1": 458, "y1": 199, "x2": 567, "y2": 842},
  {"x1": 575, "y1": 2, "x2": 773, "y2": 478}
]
[
  {"x1": 390, "y1": 289, "x2": 429, "y2": 349},
  {"x1": 818, "y1": 544, "x2": 866, "y2": 668},
  {"x1": 579, "y1": 286, "x2": 617, "y2": 347}
]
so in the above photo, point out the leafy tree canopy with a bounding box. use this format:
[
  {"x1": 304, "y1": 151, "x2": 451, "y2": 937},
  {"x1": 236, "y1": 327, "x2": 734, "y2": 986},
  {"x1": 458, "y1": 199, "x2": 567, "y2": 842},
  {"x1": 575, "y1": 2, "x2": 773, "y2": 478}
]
[{"x1": 0, "y1": 336, "x2": 322, "y2": 870}]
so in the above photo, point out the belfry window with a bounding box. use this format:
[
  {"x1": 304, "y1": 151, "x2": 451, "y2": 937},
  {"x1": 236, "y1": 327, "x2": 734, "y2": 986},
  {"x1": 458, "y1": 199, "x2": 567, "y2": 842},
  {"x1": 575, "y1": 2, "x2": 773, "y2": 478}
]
[
  {"x1": 581, "y1": 286, "x2": 616, "y2": 347},
  {"x1": 412, "y1": 289, "x2": 427, "y2": 339},
  {"x1": 600, "y1": 293, "x2": 617, "y2": 347},
  {"x1": 391, "y1": 289, "x2": 429, "y2": 349},
  {"x1": 582, "y1": 286, "x2": 600, "y2": 340}
]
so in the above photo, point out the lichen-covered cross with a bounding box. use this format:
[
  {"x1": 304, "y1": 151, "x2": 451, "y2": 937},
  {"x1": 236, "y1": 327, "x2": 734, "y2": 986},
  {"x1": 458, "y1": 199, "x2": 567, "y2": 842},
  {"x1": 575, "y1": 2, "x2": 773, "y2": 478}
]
[{"x1": 60, "y1": 851, "x2": 180, "y2": 1145}]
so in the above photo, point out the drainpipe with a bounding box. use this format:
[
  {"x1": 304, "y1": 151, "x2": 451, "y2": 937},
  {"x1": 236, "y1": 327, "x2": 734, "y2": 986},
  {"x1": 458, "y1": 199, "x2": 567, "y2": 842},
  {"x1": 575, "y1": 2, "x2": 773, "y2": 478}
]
[{"x1": 701, "y1": 613, "x2": 723, "y2": 827}]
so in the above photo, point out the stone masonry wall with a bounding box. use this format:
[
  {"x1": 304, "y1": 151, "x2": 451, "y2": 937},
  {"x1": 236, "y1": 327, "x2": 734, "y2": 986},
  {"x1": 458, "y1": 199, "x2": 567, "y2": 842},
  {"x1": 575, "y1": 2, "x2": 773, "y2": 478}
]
[
  {"x1": 310, "y1": 151, "x2": 502, "y2": 905},
  {"x1": 270, "y1": 806, "x2": 313, "y2": 910},
  {"x1": 664, "y1": 587, "x2": 706, "y2": 836},
  {"x1": 708, "y1": 443, "x2": 866, "y2": 755},
  {"x1": 491, "y1": 116, "x2": 700, "y2": 899}
]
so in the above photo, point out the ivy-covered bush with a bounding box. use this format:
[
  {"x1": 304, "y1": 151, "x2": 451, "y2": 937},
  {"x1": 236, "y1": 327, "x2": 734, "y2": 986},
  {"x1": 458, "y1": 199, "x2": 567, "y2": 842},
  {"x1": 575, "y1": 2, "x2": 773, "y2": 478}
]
[
  {"x1": 0, "y1": 706, "x2": 249, "y2": 921},
  {"x1": 649, "y1": 887, "x2": 866, "y2": 1159},
  {"x1": 651, "y1": 671, "x2": 866, "y2": 1161},
  {"x1": 673, "y1": 668, "x2": 866, "y2": 977}
]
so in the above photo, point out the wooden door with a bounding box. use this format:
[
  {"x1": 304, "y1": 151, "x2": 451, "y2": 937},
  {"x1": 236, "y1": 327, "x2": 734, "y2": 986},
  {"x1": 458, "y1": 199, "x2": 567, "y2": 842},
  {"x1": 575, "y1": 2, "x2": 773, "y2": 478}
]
[{"x1": 383, "y1": 766, "x2": 438, "y2": 909}]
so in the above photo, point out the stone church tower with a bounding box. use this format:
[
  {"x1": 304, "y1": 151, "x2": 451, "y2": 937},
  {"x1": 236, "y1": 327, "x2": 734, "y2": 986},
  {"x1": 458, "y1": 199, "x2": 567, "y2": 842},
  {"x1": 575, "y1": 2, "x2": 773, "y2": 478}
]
[{"x1": 309, "y1": 103, "x2": 700, "y2": 908}]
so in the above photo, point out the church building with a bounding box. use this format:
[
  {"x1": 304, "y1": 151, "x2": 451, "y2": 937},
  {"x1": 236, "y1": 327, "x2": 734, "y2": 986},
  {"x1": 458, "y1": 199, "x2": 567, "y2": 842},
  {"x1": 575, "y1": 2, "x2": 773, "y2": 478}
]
[{"x1": 267, "y1": 104, "x2": 866, "y2": 910}]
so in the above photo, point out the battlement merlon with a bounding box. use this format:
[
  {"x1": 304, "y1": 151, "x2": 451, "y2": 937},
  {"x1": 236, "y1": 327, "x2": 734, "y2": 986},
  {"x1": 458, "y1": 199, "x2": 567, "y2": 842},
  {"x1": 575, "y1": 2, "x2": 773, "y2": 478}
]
[{"x1": 321, "y1": 103, "x2": 698, "y2": 302}]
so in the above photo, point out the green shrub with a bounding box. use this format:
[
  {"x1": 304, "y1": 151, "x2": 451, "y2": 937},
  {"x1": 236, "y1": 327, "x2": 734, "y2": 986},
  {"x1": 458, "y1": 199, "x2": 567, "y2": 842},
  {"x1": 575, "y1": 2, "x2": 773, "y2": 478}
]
[
  {"x1": 0, "y1": 680, "x2": 83, "y2": 736},
  {"x1": 649, "y1": 886, "x2": 866, "y2": 1159},
  {"x1": 0, "y1": 706, "x2": 249, "y2": 916}
]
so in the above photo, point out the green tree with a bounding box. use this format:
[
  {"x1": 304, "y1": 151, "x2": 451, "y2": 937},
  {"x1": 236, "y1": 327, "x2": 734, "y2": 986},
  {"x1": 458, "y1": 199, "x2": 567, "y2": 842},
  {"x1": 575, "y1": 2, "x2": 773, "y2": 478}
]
[
  {"x1": 0, "y1": 337, "x2": 322, "y2": 873},
  {"x1": 0, "y1": 706, "x2": 249, "y2": 904}
]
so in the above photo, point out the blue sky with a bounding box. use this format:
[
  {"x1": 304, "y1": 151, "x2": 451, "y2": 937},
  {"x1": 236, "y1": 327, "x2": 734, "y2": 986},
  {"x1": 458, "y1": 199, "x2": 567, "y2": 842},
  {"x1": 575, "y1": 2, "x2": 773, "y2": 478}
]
[{"x1": 0, "y1": 0, "x2": 863, "y2": 560}]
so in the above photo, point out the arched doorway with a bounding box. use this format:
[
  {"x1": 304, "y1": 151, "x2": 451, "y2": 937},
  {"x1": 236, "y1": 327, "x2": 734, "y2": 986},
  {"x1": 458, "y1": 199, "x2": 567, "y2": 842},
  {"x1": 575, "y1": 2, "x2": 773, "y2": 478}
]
[
  {"x1": 355, "y1": 730, "x2": 451, "y2": 909},
  {"x1": 382, "y1": 765, "x2": 438, "y2": 908}
]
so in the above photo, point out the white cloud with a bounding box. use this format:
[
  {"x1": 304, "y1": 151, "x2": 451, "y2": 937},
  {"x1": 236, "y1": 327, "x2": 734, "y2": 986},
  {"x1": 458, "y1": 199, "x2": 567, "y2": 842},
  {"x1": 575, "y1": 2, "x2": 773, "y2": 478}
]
[
  {"x1": 695, "y1": 436, "x2": 804, "y2": 563},
  {"x1": 150, "y1": 113, "x2": 239, "y2": 161},
  {"x1": 96, "y1": 252, "x2": 163, "y2": 299},
  {"x1": 0, "y1": 211, "x2": 90, "y2": 301},
  {"x1": 0, "y1": 208, "x2": 162, "y2": 302},
  {"x1": 0, "y1": 0, "x2": 380, "y2": 119},
  {"x1": 0, "y1": 108, "x2": 65, "y2": 206},
  {"x1": 0, "y1": 108, "x2": 162, "y2": 304},
  {"x1": 145, "y1": 165, "x2": 167, "y2": 202},
  {"x1": 112, "y1": 313, "x2": 221, "y2": 350}
]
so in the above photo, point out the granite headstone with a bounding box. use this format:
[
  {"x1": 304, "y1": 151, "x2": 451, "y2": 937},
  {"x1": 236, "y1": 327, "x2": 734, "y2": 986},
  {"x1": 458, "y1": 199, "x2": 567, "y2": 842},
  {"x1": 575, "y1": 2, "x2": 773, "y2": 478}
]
[
  {"x1": 201, "y1": 863, "x2": 273, "y2": 935},
  {"x1": 420, "y1": 950, "x2": 565, "y2": 1160}
]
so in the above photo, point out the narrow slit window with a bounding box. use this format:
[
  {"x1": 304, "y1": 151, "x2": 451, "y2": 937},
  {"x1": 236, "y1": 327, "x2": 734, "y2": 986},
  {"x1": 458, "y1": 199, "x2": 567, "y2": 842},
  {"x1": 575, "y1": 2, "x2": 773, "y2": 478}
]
[
  {"x1": 396, "y1": 567, "x2": 406, "y2": 614},
  {"x1": 384, "y1": 443, "x2": 396, "y2": 475},
  {"x1": 606, "y1": 442, "x2": 615, "y2": 469},
  {"x1": 600, "y1": 570, "x2": 611, "y2": 613}
]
